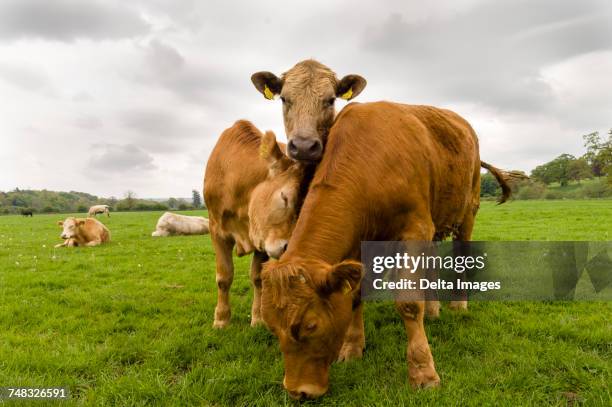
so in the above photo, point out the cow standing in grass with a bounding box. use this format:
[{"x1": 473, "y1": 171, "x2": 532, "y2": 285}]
[
  {"x1": 88, "y1": 204, "x2": 110, "y2": 217},
  {"x1": 152, "y1": 212, "x2": 210, "y2": 237},
  {"x1": 55, "y1": 217, "x2": 110, "y2": 248},
  {"x1": 20, "y1": 208, "x2": 33, "y2": 217},
  {"x1": 259, "y1": 101, "x2": 515, "y2": 399},
  {"x1": 204, "y1": 120, "x2": 309, "y2": 328}
]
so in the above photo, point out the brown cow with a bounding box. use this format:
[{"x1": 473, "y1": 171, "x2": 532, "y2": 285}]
[
  {"x1": 251, "y1": 59, "x2": 367, "y2": 162},
  {"x1": 55, "y1": 217, "x2": 110, "y2": 248},
  {"x1": 203, "y1": 120, "x2": 308, "y2": 328},
  {"x1": 260, "y1": 101, "x2": 514, "y2": 399}
]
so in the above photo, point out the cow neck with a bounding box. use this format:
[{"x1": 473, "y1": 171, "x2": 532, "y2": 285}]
[{"x1": 283, "y1": 183, "x2": 361, "y2": 265}]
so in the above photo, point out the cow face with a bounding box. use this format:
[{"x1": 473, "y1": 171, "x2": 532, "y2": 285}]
[
  {"x1": 261, "y1": 259, "x2": 363, "y2": 399},
  {"x1": 58, "y1": 217, "x2": 84, "y2": 239},
  {"x1": 251, "y1": 60, "x2": 366, "y2": 162},
  {"x1": 249, "y1": 131, "x2": 302, "y2": 258}
]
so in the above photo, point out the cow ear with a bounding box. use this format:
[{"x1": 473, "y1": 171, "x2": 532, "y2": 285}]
[
  {"x1": 260, "y1": 131, "x2": 290, "y2": 176},
  {"x1": 320, "y1": 260, "x2": 363, "y2": 296},
  {"x1": 77, "y1": 220, "x2": 85, "y2": 226},
  {"x1": 251, "y1": 71, "x2": 282, "y2": 100},
  {"x1": 336, "y1": 74, "x2": 367, "y2": 101},
  {"x1": 57, "y1": 221, "x2": 63, "y2": 226}
]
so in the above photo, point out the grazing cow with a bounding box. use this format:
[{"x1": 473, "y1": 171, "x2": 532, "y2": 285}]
[
  {"x1": 20, "y1": 208, "x2": 33, "y2": 217},
  {"x1": 88, "y1": 204, "x2": 110, "y2": 217},
  {"x1": 251, "y1": 59, "x2": 367, "y2": 162},
  {"x1": 55, "y1": 217, "x2": 110, "y2": 248},
  {"x1": 260, "y1": 101, "x2": 515, "y2": 399},
  {"x1": 151, "y1": 212, "x2": 210, "y2": 237},
  {"x1": 204, "y1": 120, "x2": 309, "y2": 328}
]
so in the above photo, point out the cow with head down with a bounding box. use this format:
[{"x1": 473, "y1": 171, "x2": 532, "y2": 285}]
[
  {"x1": 251, "y1": 59, "x2": 367, "y2": 162},
  {"x1": 203, "y1": 120, "x2": 310, "y2": 328},
  {"x1": 55, "y1": 217, "x2": 110, "y2": 248},
  {"x1": 259, "y1": 101, "x2": 516, "y2": 400}
]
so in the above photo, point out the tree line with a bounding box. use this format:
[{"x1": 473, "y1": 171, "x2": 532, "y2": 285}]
[
  {"x1": 481, "y1": 129, "x2": 612, "y2": 200},
  {"x1": 0, "y1": 189, "x2": 205, "y2": 215}
]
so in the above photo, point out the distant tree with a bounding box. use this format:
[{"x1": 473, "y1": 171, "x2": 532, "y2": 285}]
[
  {"x1": 583, "y1": 131, "x2": 612, "y2": 178},
  {"x1": 167, "y1": 197, "x2": 178, "y2": 209},
  {"x1": 192, "y1": 189, "x2": 202, "y2": 208},
  {"x1": 124, "y1": 190, "x2": 136, "y2": 210},
  {"x1": 480, "y1": 173, "x2": 499, "y2": 196},
  {"x1": 567, "y1": 157, "x2": 592, "y2": 183},
  {"x1": 531, "y1": 154, "x2": 575, "y2": 186}
]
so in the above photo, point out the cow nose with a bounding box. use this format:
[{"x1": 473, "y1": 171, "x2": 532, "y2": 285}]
[
  {"x1": 287, "y1": 136, "x2": 322, "y2": 161},
  {"x1": 286, "y1": 384, "x2": 327, "y2": 400},
  {"x1": 288, "y1": 390, "x2": 309, "y2": 400}
]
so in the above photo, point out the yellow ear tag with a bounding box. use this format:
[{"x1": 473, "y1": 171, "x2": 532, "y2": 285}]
[
  {"x1": 341, "y1": 280, "x2": 352, "y2": 295},
  {"x1": 264, "y1": 85, "x2": 275, "y2": 100},
  {"x1": 259, "y1": 140, "x2": 271, "y2": 158},
  {"x1": 340, "y1": 87, "x2": 353, "y2": 100}
]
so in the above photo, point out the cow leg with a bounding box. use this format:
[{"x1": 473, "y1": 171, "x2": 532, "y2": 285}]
[
  {"x1": 449, "y1": 210, "x2": 476, "y2": 311},
  {"x1": 396, "y1": 216, "x2": 440, "y2": 389},
  {"x1": 250, "y1": 250, "x2": 267, "y2": 327},
  {"x1": 211, "y1": 232, "x2": 234, "y2": 328},
  {"x1": 338, "y1": 301, "x2": 365, "y2": 362},
  {"x1": 85, "y1": 240, "x2": 101, "y2": 247},
  {"x1": 54, "y1": 239, "x2": 69, "y2": 248}
]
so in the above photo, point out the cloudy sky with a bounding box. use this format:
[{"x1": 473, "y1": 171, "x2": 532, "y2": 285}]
[{"x1": 1, "y1": 0, "x2": 611, "y2": 198}]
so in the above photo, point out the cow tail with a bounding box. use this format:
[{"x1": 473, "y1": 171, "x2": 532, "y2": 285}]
[{"x1": 480, "y1": 161, "x2": 528, "y2": 204}]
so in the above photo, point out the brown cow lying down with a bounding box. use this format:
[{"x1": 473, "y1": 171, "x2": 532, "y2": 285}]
[
  {"x1": 204, "y1": 120, "x2": 310, "y2": 328},
  {"x1": 260, "y1": 101, "x2": 514, "y2": 399},
  {"x1": 151, "y1": 212, "x2": 210, "y2": 237},
  {"x1": 55, "y1": 217, "x2": 110, "y2": 248}
]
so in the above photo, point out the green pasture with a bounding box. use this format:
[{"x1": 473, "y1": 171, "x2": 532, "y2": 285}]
[{"x1": 0, "y1": 200, "x2": 610, "y2": 405}]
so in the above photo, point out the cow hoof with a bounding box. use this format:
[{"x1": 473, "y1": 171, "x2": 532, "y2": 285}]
[
  {"x1": 337, "y1": 343, "x2": 363, "y2": 362},
  {"x1": 425, "y1": 302, "x2": 440, "y2": 319},
  {"x1": 448, "y1": 301, "x2": 468, "y2": 311},
  {"x1": 250, "y1": 317, "x2": 264, "y2": 327},
  {"x1": 409, "y1": 366, "x2": 440, "y2": 390},
  {"x1": 213, "y1": 319, "x2": 229, "y2": 329}
]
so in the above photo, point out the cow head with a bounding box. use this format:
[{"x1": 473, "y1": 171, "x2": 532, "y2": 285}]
[
  {"x1": 58, "y1": 217, "x2": 84, "y2": 239},
  {"x1": 261, "y1": 258, "x2": 363, "y2": 399},
  {"x1": 249, "y1": 131, "x2": 303, "y2": 258},
  {"x1": 251, "y1": 60, "x2": 366, "y2": 162}
]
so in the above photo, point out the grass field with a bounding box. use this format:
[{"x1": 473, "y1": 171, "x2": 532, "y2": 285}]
[{"x1": 0, "y1": 200, "x2": 611, "y2": 406}]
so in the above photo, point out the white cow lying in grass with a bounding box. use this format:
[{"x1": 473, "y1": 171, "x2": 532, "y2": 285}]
[
  {"x1": 152, "y1": 212, "x2": 210, "y2": 237},
  {"x1": 56, "y1": 217, "x2": 110, "y2": 247}
]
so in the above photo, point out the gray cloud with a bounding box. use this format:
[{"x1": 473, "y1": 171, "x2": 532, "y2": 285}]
[
  {"x1": 136, "y1": 39, "x2": 235, "y2": 104},
  {"x1": 359, "y1": 0, "x2": 612, "y2": 114},
  {"x1": 0, "y1": 62, "x2": 54, "y2": 94},
  {"x1": 74, "y1": 116, "x2": 103, "y2": 130},
  {"x1": 118, "y1": 107, "x2": 204, "y2": 153},
  {"x1": 88, "y1": 144, "x2": 156, "y2": 172},
  {"x1": 0, "y1": 0, "x2": 149, "y2": 41}
]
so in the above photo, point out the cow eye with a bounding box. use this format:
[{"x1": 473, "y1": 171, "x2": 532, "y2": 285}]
[
  {"x1": 325, "y1": 98, "x2": 335, "y2": 107},
  {"x1": 305, "y1": 322, "x2": 317, "y2": 331},
  {"x1": 281, "y1": 96, "x2": 290, "y2": 106}
]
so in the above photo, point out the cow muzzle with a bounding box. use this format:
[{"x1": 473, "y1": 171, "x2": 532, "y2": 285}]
[
  {"x1": 287, "y1": 136, "x2": 322, "y2": 162},
  {"x1": 284, "y1": 378, "x2": 328, "y2": 400}
]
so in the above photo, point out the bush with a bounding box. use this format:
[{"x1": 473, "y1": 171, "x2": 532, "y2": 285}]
[
  {"x1": 77, "y1": 205, "x2": 88, "y2": 213},
  {"x1": 42, "y1": 206, "x2": 58, "y2": 213},
  {"x1": 544, "y1": 191, "x2": 562, "y2": 200},
  {"x1": 582, "y1": 181, "x2": 612, "y2": 198},
  {"x1": 516, "y1": 182, "x2": 546, "y2": 200}
]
